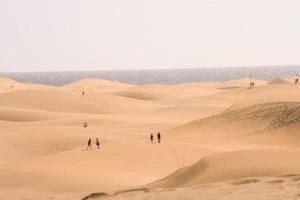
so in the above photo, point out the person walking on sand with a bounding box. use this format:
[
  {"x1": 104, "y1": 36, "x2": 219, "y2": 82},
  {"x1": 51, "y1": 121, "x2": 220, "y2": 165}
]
[
  {"x1": 150, "y1": 133, "x2": 154, "y2": 143},
  {"x1": 96, "y1": 138, "x2": 100, "y2": 149},
  {"x1": 82, "y1": 91, "x2": 85, "y2": 96},
  {"x1": 83, "y1": 122, "x2": 88, "y2": 128},
  {"x1": 250, "y1": 81, "x2": 254, "y2": 88},
  {"x1": 157, "y1": 132, "x2": 161, "y2": 143},
  {"x1": 87, "y1": 138, "x2": 92, "y2": 150}
]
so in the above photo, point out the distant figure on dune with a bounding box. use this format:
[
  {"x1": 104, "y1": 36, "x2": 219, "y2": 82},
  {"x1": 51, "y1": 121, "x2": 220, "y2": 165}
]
[
  {"x1": 10, "y1": 85, "x2": 13, "y2": 89},
  {"x1": 157, "y1": 132, "x2": 161, "y2": 143},
  {"x1": 82, "y1": 91, "x2": 85, "y2": 96},
  {"x1": 295, "y1": 77, "x2": 299, "y2": 85},
  {"x1": 150, "y1": 133, "x2": 153, "y2": 143},
  {"x1": 87, "y1": 138, "x2": 92, "y2": 150},
  {"x1": 83, "y1": 122, "x2": 88, "y2": 128},
  {"x1": 96, "y1": 138, "x2": 100, "y2": 149},
  {"x1": 249, "y1": 81, "x2": 255, "y2": 89}
]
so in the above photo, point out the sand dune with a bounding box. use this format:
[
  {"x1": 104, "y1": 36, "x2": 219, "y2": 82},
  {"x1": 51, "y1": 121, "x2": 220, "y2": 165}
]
[
  {"x1": 63, "y1": 78, "x2": 133, "y2": 95},
  {"x1": 213, "y1": 78, "x2": 267, "y2": 89},
  {"x1": 150, "y1": 149, "x2": 300, "y2": 188},
  {"x1": 86, "y1": 174, "x2": 300, "y2": 200},
  {"x1": 113, "y1": 84, "x2": 218, "y2": 101},
  {"x1": 64, "y1": 78, "x2": 132, "y2": 89},
  {"x1": 84, "y1": 149, "x2": 300, "y2": 200},
  {"x1": 268, "y1": 77, "x2": 290, "y2": 85},
  {"x1": 0, "y1": 89, "x2": 108, "y2": 113},
  {"x1": 0, "y1": 76, "x2": 55, "y2": 93},
  {"x1": 174, "y1": 102, "x2": 300, "y2": 135},
  {"x1": 0, "y1": 88, "x2": 160, "y2": 114},
  {"x1": 1, "y1": 76, "x2": 300, "y2": 200},
  {"x1": 224, "y1": 84, "x2": 300, "y2": 110},
  {"x1": 0, "y1": 107, "x2": 64, "y2": 122}
]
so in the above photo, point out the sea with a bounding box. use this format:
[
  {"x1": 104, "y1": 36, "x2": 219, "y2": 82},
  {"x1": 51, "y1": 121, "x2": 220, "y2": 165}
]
[{"x1": 1, "y1": 66, "x2": 300, "y2": 86}]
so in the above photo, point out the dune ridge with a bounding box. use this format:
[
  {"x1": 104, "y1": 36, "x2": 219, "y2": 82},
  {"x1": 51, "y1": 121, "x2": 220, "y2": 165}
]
[{"x1": 173, "y1": 102, "x2": 300, "y2": 135}]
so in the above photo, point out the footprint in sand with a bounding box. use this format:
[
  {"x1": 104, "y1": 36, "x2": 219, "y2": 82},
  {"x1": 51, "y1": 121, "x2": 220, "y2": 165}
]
[
  {"x1": 231, "y1": 178, "x2": 260, "y2": 185},
  {"x1": 292, "y1": 177, "x2": 300, "y2": 182},
  {"x1": 278, "y1": 174, "x2": 300, "y2": 178},
  {"x1": 266, "y1": 179, "x2": 285, "y2": 184}
]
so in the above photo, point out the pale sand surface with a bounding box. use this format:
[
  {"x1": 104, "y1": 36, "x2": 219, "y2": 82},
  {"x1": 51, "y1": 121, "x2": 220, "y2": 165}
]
[{"x1": 1, "y1": 76, "x2": 300, "y2": 199}]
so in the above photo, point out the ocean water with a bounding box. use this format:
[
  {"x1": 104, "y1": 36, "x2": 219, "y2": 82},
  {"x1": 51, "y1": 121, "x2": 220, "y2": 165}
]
[{"x1": 1, "y1": 66, "x2": 300, "y2": 86}]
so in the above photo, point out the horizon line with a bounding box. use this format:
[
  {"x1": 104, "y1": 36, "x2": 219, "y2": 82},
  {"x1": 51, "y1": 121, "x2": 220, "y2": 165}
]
[{"x1": 1, "y1": 64, "x2": 300, "y2": 73}]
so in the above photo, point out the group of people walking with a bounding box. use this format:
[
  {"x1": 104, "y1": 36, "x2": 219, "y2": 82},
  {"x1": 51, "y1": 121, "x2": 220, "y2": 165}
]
[
  {"x1": 86, "y1": 132, "x2": 162, "y2": 151},
  {"x1": 150, "y1": 132, "x2": 161, "y2": 143},
  {"x1": 87, "y1": 138, "x2": 100, "y2": 150}
]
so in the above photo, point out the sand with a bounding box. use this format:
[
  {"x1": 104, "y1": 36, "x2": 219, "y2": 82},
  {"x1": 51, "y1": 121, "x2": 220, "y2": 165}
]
[{"x1": 0, "y1": 76, "x2": 300, "y2": 200}]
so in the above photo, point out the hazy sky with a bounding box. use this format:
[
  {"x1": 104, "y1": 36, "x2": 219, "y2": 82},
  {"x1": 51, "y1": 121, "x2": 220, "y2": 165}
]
[{"x1": 0, "y1": 0, "x2": 300, "y2": 72}]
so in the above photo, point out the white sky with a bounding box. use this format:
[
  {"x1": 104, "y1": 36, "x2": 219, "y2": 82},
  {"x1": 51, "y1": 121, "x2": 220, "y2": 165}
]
[{"x1": 0, "y1": 0, "x2": 300, "y2": 72}]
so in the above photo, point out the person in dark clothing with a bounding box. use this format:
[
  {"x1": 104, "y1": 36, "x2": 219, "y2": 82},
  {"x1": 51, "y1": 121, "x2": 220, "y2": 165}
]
[
  {"x1": 157, "y1": 132, "x2": 161, "y2": 143},
  {"x1": 82, "y1": 91, "x2": 85, "y2": 96},
  {"x1": 150, "y1": 133, "x2": 154, "y2": 143},
  {"x1": 87, "y1": 138, "x2": 92, "y2": 150},
  {"x1": 250, "y1": 81, "x2": 255, "y2": 88},
  {"x1": 96, "y1": 138, "x2": 100, "y2": 149},
  {"x1": 83, "y1": 122, "x2": 88, "y2": 128}
]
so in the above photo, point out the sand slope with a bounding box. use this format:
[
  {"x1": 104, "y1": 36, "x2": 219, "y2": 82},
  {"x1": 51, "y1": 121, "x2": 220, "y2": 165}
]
[
  {"x1": 150, "y1": 149, "x2": 300, "y2": 188},
  {"x1": 173, "y1": 102, "x2": 300, "y2": 135},
  {"x1": 84, "y1": 149, "x2": 300, "y2": 200},
  {"x1": 85, "y1": 174, "x2": 300, "y2": 200},
  {"x1": 0, "y1": 107, "x2": 64, "y2": 122}
]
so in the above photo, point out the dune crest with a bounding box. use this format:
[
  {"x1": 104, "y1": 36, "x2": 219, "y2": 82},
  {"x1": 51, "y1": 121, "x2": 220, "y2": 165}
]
[
  {"x1": 173, "y1": 102, "x2": 300, "y2": 137},
  {"x1": 268, "y1": 77, "x2": 290, "y2": 85},
  {"x1": 63, "y1": 78, "x2": 133, "y2": 94}
]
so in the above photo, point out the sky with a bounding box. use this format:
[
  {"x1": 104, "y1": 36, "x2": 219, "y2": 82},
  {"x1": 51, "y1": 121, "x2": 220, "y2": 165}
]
[{"x1": 0, "y1": 0, "x2": 300, "y2": 72}]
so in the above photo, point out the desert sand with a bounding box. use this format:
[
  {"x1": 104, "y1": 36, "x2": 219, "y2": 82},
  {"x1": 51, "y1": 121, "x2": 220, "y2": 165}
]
[{"x1": 1, "y1": 76, "x2": 300, "y2": 200}]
